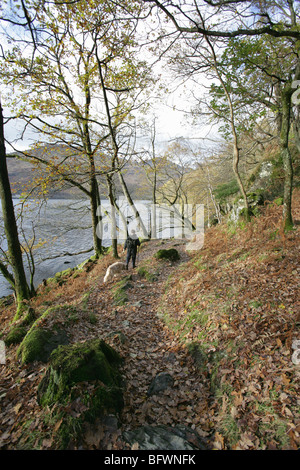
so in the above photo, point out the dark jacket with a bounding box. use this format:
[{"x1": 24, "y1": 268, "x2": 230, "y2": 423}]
[{"x1": 124, "y1": 234, "x2": 140, "y2": 253}]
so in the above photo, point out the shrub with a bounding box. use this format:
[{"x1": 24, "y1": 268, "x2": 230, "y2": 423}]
[{"x1": 155, "y1": 248, "x2": 180, "y2": 262}]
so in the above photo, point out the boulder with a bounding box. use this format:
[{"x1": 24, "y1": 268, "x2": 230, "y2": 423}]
[
  {"x1": 155, "y1": 249, "x2": 180, "y2": 262},
  {"x1": 37, "y1": 338, "x2": 123, "y2": 409},
  {"x1": 123, "y1": 425, "x2": 207, "y2": 450},
  {"x1": 5, "y1": 325, "x2": 27, "y2": 346},
  {"x1": 17, "y1": 327, "x2": 69, "y2": 364},
  {"x1": 34, "y1": 338, "x2": 124, "y2": 449},
  {"x1": 147, "y1": 372, "x2": 174, "y2": 396}
]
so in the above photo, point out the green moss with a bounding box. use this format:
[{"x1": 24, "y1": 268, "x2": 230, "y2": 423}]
[
  {"x1": 155, "y1": 248, "x2": 180, "y2": 262},
  {"x1": 4, "y1": 306, "x2": 37, "y2": 346},
  {"x1": 89, "y1": 313, "x2": 97, "y2": 324},
  {"x1": 186, "y1": 342, "x2": 208, "y2": 372},
  {"x1": 113, "y1": 289, "x2": 128, "y2": 305},
  {"x1": 219, "y1": 413, "x2": 241, "y2": 448},
  {"x1": 22, "y1": 307, "x2": 37, "y2": 325},
  {"x1": 137, "y1": 266, "x2": 147, "y2": 277},
  {"x1": 17, "y1": 328, "x2": 51, "y2": 363},
  {"x1": 83, "y1": 383, "x2": 124, "y2": 422},
  {"x1": 80, "y1": 292, "x2": 90, "y2": 311},
  {"x1": 193, "y1": 259, "x2": 207, "y2": 271},
  {"x1": 112, "y1": 275, "x2": 133, "y2": 305},
  {"x1": 37, "y1": 378, "x2": 124, "y2": 449},
  {"x1": 5, "y1": 325, "x2": 27, "y2": 346},
  {"x1": 17, "y1": 327, "x2": 69, "y2": 364},
  {"x1": 37, "y1": 338, "x2": 123, "y2": 407},
  {"x1": 274, "y1": 197, "x2": 283, "y2": 206},
  {"x1": 137, "y1": 266, "x2": 157, "y2": 282}
]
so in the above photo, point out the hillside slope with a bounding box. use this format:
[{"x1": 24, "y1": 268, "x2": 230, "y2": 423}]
[
  {"x1": 159, "y1": 189, "x2": 300, "y2": 449},
  {"x1": 0, "y1": 190, "x2": 299, "y2": 450}
]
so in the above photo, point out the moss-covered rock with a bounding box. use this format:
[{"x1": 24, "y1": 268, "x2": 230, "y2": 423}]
[
  {"x1": 5, "y1": 325, "x2": 27, "y2": 346},
  {"x1": 35, "y1": 338, "x2": 124, "y2": 449},
  {"x1": 155, "y1": 248, "x2": 180, "y2": 262},
  {"x1": 37, "y1": 338, "x2": 123, "y2": 407},
  {"x1": 137, "y1": 266, "x2": 158, "y2": 282},
  {"x1": 4, "y1": 307, "x2": 37, "y2": 346},
  {"x1": 112, "y1": 275, "x2": 133, "y2": 306},
  {"x1": 17, "y1": 327, "x2": 69, "y2": 364}
]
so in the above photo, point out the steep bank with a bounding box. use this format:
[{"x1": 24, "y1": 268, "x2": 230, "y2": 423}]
[
  {"x1": 158, "y1": 189, "x2": 300, "y2": 449},
  {"x1": 0, "y1": 191, "x2": 299, "y2": 450}
]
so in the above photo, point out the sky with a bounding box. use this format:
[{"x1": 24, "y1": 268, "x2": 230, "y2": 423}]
[
  {"x1": 0, "y1": 1, "x2": 221, "y2": 158},
  {"x1": 3, "y1": 75, "x2": 219, "y2": 157}
]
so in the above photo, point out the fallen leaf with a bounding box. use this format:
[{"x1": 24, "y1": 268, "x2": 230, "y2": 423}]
[
  {"x1": 42, "y1": 438, "x2": 52, "y2": 448},
  {"x1": 213, "y1": 432, "x2": 224, "y2": 450},
  {"x1": 13, "y1": 403, "x2": 22, "y2": 414},
  {"x1": 53, "y1": 418, "x2": 63, "y2": 433}
]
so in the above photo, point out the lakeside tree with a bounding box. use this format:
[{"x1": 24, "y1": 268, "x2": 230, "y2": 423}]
[
  {"x1": 138, "y1": 117, "x2": 170, "y2": 238},
  {"x1": 0, "y1": 0, "x2": 154, "y2": 257},
  {"x1": 0, "y1": 0, "x2": 41, "y2": 314},
  {"x1": 93, "y1": 30, "x2": 153, "y2": 243},
  {"x1": 0, "y1": 101, "x2": 31, "y2": 313}
]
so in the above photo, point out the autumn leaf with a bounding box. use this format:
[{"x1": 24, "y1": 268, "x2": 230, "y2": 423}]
[{"x1": 13, "y1": 403, "x2": 22, "y2": 414}]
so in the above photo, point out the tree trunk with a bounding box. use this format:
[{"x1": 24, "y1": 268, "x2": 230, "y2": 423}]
[
  {"x1": 232, "y1": 143, "x2": 250, "y2": 221},
  {"x1": 96, "y1": 56, "x2": 149, "y2": 240},
  {"x1": 151, "y1": 167, "x2": 158, "y2": 238},
  {"x1": 117, "y1": 168, "x2": 149, "y2": 238},
  {"x1": 106, "y1": 175, "x2": 119, "y2": 259},
  {"x1": 88, "y1": 155, "x2": 103, "y2": 257},
  {"x1": 205, "y1": 35, "x2": 250, "y2": 221},
  {"x1": 0, "y1": 101, "x2": 30, "y2": 313},
  {"x1": 280, "y1": 86, "x2": 294, "y2": 231}
]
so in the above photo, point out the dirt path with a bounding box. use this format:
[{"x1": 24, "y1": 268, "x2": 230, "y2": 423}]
[
  {"x1": 0, "y1": 239, "x2": 212, "y2": 450},
  {"x1": 82, "y1": 240, "x2": 212, "y2": 450}
]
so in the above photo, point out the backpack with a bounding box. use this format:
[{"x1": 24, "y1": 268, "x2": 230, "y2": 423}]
[{"x1": 126, "y1": 237, "x2": 136, "y2": 251}]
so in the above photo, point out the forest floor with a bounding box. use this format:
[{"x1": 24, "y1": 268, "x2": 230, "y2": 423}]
[{"x1": 0, "y1": 189, "x2": 300, "y2": 451}]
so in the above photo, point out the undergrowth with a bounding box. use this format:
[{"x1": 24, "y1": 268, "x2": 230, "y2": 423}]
[{"x1": 158, "y1": 191, "x2": 300, "y2": 450}]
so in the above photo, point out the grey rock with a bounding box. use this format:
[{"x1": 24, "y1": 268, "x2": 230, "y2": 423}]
[
  {"x1": 131, "y1": 300, "x2": 143, "y2": 308},
  {"x1": 123, "y1": 425, "x2": 207, "y2": 450},
  {"x1": 147, "y1": 372, "x2": 174, "y2": 396}
]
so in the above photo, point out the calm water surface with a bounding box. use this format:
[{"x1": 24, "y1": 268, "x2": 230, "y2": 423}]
[
  {"x1": 0, "y1": 197, "x2": 188, "y2": 297},
  {"x1": 0, "y1": 199, "x2": 105, "y2": 297}
]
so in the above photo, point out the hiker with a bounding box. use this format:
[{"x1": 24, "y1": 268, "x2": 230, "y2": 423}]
[{"x1": 123, "y1": 229, "x2": 140, "y2": 269}]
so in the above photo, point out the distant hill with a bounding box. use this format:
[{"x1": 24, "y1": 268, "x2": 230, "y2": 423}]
[{"x1": 6, "y1": 149, "x2": 153, "y2": 200}]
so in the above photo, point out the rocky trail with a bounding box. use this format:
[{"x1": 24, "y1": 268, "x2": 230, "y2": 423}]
[
  {"x1": 81, "y1": 240, "x2": 211, "y2": 450},
  {"x1": 0, "y1": 239, "x2": 212, "y2": 450}
]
